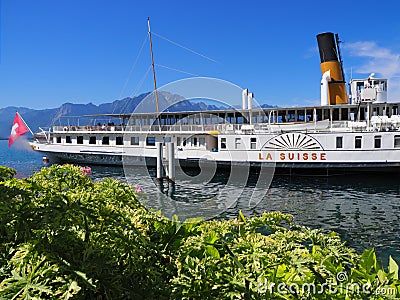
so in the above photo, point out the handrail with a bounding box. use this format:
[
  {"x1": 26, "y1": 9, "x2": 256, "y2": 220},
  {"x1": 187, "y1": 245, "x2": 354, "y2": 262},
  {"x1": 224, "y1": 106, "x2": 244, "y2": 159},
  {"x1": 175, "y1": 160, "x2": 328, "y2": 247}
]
[{"x1": 53, "y1": 124, "x2": 221, "y2": 133}]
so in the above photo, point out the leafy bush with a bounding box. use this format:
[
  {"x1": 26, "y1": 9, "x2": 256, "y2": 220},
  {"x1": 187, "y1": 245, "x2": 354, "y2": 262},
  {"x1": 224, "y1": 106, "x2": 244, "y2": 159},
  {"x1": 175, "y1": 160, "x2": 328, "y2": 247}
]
[
  {"x1": 0, "y1": 165, "x2": 399, "y2": 299},
  {"x1": 171, "y1": 215, "x2": 399, "y2": 299},
  {"x1": 0, "y1": 165, "x2": 172, "y2": 299}
]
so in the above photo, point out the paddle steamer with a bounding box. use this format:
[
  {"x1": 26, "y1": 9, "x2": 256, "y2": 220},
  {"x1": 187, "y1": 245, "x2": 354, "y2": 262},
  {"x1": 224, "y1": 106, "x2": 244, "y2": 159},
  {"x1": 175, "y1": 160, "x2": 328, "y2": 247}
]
[{"x1": 31, "y1": 32, "x2": 400, "y2": 173}]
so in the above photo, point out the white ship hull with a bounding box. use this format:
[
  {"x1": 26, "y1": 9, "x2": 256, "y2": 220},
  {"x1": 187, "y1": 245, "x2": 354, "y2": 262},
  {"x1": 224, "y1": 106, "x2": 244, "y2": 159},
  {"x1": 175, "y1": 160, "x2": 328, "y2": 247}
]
[
  {"x1": 32, "y1": 119, "x2": 400, "y2": 174},
  {"x1": 38, "y1": 149, "x2": 400, "y2": 173}
]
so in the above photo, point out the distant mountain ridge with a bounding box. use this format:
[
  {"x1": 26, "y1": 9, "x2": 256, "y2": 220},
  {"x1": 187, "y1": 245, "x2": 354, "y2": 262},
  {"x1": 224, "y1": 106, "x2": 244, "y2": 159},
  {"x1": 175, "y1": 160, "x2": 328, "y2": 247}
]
[{"x1": 0, "y1": 92, "x2": 274, "y2": 139}]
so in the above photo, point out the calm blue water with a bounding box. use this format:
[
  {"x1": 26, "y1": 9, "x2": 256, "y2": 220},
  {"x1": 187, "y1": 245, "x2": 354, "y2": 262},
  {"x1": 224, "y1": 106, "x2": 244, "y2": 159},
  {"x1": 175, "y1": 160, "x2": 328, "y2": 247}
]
[
  {"x1": 0, "y1": 139, "x2": 43, "y2": 177},
  {"x1": 1, "y1": 139, "x2": 399, "y2": 265}
]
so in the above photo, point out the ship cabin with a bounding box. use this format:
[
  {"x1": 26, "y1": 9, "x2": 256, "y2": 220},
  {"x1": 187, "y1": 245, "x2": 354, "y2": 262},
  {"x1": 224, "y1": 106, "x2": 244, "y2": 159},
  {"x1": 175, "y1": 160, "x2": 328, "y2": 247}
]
[
  {"x1": 44, "y1": 74, "x2": 399, "y2": 153},
  {"x1": 51, "y1": 101, "x2": 398, "y2": 135},
  {"x1": 47, "y1": 99, "x2": 400, "y2": 152}
]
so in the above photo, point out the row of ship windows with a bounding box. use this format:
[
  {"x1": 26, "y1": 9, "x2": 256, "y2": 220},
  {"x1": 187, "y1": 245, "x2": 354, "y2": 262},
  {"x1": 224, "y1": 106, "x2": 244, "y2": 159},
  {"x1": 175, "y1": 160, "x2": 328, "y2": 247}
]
[
  {"x1": 220, "y1": 137, "x2": 258, "y2": 150},
  {"x1": 57, "y1": 135, "x2": 400, "y2": 149},
  {"x1": 58, "y1": 136, "x2": 154, "y2": 146},
  {"x1": 336, "y1": 135, "x2": 400, "y2": 149},
  {"x1": 56, "y1": 136, "x2": 206, "y2": 147},
  {"x1": 219, "y1": 136, "x2": 400, "y2": 150}
]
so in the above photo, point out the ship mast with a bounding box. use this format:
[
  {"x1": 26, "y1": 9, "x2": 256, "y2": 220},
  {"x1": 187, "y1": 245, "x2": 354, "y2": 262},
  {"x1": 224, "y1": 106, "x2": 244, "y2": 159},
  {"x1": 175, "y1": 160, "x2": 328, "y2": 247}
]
[{"x1": 147, "y1": 17, "x2": 160, "y2": 113}]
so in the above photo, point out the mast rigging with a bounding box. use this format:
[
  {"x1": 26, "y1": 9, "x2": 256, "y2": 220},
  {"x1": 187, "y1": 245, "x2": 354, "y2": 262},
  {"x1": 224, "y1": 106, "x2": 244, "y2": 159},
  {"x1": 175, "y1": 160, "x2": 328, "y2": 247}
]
[{"x1": 147, "y1": 17, "x2": 160, "y2": 113}]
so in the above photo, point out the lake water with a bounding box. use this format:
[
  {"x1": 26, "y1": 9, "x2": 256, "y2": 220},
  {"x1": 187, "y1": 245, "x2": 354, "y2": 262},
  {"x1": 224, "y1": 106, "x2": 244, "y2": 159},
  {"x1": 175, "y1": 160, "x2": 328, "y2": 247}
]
[{"x1": 1, "y1": 139, "x2": 399, "y2": 265}]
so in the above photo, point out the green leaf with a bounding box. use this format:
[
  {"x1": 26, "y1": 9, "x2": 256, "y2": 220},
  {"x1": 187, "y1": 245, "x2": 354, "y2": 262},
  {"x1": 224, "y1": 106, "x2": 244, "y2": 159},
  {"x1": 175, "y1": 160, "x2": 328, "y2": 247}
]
[
  {"x1": 204, "y1": 231, "x2": 218, "y2": 245},
  {"x1": 360, "y1": 248, "x2": 376, "y2": 272},
  {"x1": 172, "y1": 214, "x2": 179, "y2": 223},
  {"x1": 389, "y1": 256, "x2": 399, "y2": 280},
  {"x1": 60, "y1": 280, "x2": 81, "y2": 299},
  {"x1": 377, "y1": 269, "x2": 387, "y2": 284},
  {"x1": 205, "y1": 245, "x2": 220, "y2": 258},
  {"x1": 238, "y1": 210, "x2": 246, "y2": 223}
]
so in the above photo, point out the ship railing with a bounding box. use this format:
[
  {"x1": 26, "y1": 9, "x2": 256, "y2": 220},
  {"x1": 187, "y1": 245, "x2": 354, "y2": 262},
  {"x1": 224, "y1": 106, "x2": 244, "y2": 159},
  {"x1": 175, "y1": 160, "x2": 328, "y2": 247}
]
[
  {"x1": 52, "y1": 124, "x2": 224, "y2": 133},
  {"x1": 330, "y1": 121, "x2": 349, "y2": 128},
  {"x1": 54, "y1": 121, "x2": 374, "y2": 134},
  {"x1": 346, "y1": 121, "x2": 367, "y2": 132},
  {"x1": 140, "y1": 124, "x2": 226, "y2": 132},
  {"x1": 53, "y1": 125, "x2": 126, "y2": 132}
]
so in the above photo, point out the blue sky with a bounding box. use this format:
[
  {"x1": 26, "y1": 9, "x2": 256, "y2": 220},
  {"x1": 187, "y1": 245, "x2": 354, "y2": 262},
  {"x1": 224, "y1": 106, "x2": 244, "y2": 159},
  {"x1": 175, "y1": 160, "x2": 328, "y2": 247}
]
[{"x1": 1, "y1": 0, "x2": 400, "y2": 109}]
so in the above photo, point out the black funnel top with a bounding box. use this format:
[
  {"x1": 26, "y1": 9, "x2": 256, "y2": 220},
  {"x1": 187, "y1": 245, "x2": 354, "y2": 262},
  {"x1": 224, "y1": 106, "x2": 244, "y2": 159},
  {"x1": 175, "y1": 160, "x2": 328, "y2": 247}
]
[{"x1": 317, "y1": 32, "x2": 339, "y2": 63}]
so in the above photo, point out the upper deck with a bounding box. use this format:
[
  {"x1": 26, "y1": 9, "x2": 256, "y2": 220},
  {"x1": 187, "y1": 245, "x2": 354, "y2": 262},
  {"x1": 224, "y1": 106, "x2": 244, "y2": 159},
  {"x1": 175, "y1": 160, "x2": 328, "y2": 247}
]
[{"x1": 52, "y1": 101, "x2": 400, "y2": 135}]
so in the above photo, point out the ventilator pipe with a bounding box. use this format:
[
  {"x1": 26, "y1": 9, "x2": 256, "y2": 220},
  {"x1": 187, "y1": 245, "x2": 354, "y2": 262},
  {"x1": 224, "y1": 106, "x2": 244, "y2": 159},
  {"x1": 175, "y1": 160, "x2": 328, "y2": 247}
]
[
  {"x1": 242, "y1": 89, "x2": 248, "y2": 110},
  {"x1": 321, "y1": 70, "x2": 331, "y2": 106},
  {"x1": 248, "y1": 92, "x2": 253, "y2": 110},
  {"x1": 248, "y1": 92, "x2": 254, "y2": 125}
]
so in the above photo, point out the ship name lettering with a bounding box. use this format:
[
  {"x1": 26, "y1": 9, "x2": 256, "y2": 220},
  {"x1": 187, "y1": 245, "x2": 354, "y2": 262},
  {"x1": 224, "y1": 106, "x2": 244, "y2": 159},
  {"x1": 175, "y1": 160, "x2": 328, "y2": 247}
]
[
  {"x1": 258, "y1": 152, "x2": 327, "y2": 161},
  {"x1": 259, "y1": 152, "x2": 273, "y2": 160}
]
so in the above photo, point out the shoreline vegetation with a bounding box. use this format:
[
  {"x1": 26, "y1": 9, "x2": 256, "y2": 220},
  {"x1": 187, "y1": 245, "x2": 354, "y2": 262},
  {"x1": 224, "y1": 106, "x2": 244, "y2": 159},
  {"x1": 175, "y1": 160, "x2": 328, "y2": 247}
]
[{"x1": 0, "y1": 164, "x2": 399, "y2": 299}]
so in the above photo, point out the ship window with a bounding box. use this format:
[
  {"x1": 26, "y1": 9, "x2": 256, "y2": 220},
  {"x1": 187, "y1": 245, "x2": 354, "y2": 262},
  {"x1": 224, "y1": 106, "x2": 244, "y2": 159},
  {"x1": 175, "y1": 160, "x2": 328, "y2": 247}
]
[
  {"x1": 193, "y1": 137, "x2": 198, "y2": 146},
  {"x1": 146, "y1": 137, "x2": 156, "y2": 146},
  {"x1": 77, "y1": 136, "x2": 83, "y2": 144},
  {"x1": 306, "y1": 109, "x2": 313, "y2": 122},
  {"x1": 336, "y1": 136, "x2": 343, "y2": 149},
  {"x1": 116, "y1": 136, "x2": 123, "y2": 145},
  {"x1": 102, "y1": 136, "x2": 109, "y2": 145},
  {"x1": 316, "y1": 109, "x2": 322, "y2": 121},
  {"x1": 177, "y1": 137, "x2": 181, "y2": 146},
  {"x1": 199, "y1": 137, "x2": 205, "y2": 147},
  {"x1": 288, "y1": 110, "x2": 295, "y2": 122},
  {"x1": 323, "y1": 109, "x2": 330, "y2": 120},
  {"x1": 341, "y1": 108, "x2": 349, "y2": 121},
  {"x1": 355, "y1": 136, "x2": 362, "y2": 149},
  {"x1": 297, "y1": 111, "x2": 305, "y2": 121},
  {"x1": 131, "y1": 136, "x2": 139, "y2": 145},
  {"x1": 250, "y1": 137, "x2": 257, "y2": 149},
  {"x1": 332, "y1": 109, "x2": 339, "y2": 121},
  {"x1": 56, "y1": 136, "x2": 61, "y2": 143},
  {"x1": 374, "y1": 136, "x2": 381, "y2": 149},
  {"x1": 89, "y1": 136, "x2": 96, "y2": 144},
  {"x1": 394, "y1": 136, "x2": 400, "y2": 148},
  {"x1": 235, "y1": 138, "x2": 241, "y2": 149},
  {"x1": 66, "y1": 136, "x2": 72, "y2": 143},
  {"x1": 221, "y1": 138, "x2": 227, "y2": 149}
]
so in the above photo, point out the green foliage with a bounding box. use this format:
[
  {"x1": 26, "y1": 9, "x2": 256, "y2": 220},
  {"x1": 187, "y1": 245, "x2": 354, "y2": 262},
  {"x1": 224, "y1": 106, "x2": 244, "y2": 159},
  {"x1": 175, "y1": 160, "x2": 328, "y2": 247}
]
[
  {"x1": 0, "y1": 165, "x2": 172, "y2": 299},
  {"x1": 170, "y1": 218, "x2": 399, "y2": 299},
  {"x1": 0, "y1": 166, "x2": 16, "y2": 181},
  {"x1": 0, "y1": 164, "x2": 399, "y2": 299}
]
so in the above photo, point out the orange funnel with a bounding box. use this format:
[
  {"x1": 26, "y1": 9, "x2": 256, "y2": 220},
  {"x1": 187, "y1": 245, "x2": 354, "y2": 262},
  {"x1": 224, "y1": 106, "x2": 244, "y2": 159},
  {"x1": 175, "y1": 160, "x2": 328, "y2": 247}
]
[{"x1": 316, "y1": 32, "x2": 348, "y2": 105}]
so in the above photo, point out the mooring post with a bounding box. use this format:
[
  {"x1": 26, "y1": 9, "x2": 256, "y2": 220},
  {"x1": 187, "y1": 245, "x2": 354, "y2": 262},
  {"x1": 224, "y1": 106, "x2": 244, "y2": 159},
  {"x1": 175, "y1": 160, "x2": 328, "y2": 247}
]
[
  {"x1": 167, "y1": 142, "x2": 175, "y2": 182},
  {"x1": 156, "y1": 142, "x2": 163, "y2": 180}
]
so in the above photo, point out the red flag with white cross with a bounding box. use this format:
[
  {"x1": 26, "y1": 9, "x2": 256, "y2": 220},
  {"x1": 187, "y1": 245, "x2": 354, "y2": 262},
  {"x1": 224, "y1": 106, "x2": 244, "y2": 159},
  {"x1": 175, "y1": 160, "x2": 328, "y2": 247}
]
[{"x1": 8, "y1": 112, "x2": 29, "y2": 147}]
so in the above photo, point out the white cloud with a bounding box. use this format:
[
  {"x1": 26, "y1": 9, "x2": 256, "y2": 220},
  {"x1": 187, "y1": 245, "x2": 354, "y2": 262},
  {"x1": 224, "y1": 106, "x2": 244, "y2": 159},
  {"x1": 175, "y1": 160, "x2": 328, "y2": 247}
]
[{"x1": 343, "y1": 41, "x2": 400, "y2": 101}]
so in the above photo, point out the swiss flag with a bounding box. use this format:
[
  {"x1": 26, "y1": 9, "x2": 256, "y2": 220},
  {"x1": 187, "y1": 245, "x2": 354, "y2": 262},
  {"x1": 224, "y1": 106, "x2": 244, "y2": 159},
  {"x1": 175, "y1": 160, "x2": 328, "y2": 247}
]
[{"x1": 8, "y1": 112, "x2": 29, "y2": 147}]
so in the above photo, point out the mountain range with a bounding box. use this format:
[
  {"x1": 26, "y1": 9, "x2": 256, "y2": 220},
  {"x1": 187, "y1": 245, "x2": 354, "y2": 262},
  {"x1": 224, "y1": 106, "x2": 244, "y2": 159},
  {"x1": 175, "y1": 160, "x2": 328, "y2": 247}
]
[{"x1": 0, "y1": 91, "x2": 273, "y2": 139}]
